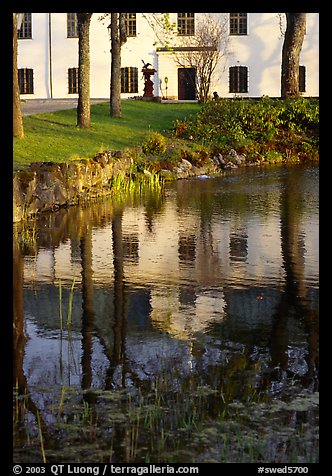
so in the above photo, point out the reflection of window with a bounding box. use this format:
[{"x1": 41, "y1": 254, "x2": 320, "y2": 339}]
[
  {"x1": 67, "y1": 13, "x2": 78, "y2": 38},
  {"x1": 230, "y1": 232, "x2": 248, "y2": 262},
  {"x1": 123, "y1": 13, "x2": 137, "y2": 37},
  {"x1": 68, "y1": 67, "x2": 79, "y2": 94},
  {"x1": 229, "y1": 13, "x2": 247, "y2": 35},
  {"x1": 18, "y1": 68, "x2": 34, "y2": 94},
  {"x1": 177, "y1": 13, "x2": 195, "y2": 36},
  {"x1": 121, "y1": 67, "x2": 138, "y2": 93},
  {"x1": 122, "y1": 234, "x2": 139, "y2": 263},
  {"x1": 299, "y1": 65, "x2": 306, "y2": 93},
  {"x1": 229, "y1": 66, "x2": 248, "y2": 93},
  {"x1": 18, "y1": 13, "x2": 32, "y2": 39},
  {"x1": 178, "y1": 235, "x2": 196, "y2": 263}
]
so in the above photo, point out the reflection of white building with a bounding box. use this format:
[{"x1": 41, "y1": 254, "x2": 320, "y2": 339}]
[
  {"x1": 17, "y1": 13, "x2": 319, "y2": 100},
  {"x1": 22, "y1": 174, "x2": 319, "y2": 341}
]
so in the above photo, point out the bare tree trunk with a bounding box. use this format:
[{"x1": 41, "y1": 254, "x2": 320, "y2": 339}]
[
  {"x1": 13, "y1": 13, "x2": 24, "y2": 138},
  {"x1": 110, "y1": 13, "x2": 127, "y2": 117},
  {"x1": 77, "y1": 13, "x2": 92, "y2": 128},
  {"x1": 281, "y1": 13, "x2": 306, "y2": 99}
]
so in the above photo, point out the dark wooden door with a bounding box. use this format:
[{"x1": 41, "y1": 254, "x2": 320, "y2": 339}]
[{"x1": 178, "y1": 68, "x2": 196, "y2": 100}]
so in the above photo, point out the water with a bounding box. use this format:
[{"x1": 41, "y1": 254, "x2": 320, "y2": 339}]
[{"x1": 13, "y1": 164, "x2": 319, "y2": 463}]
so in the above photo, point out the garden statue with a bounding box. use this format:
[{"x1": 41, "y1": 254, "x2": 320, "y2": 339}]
[{"x1": 142, "y1": 63, "x2": 157, "y2": 98}]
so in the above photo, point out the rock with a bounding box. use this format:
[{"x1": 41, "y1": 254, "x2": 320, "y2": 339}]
[
  {"x1": 180, "y1": 159, "x2": 193, "y2": 170},
  {"x1": 226, "y1": 149, "x2": 245, "y2": 166},
  {"x1": 213, "y1": 153, "x2": 227, "y2": 170},
  {"x1": 173, "y1": 166, "x2": 189, "y2": 179},
  {"x1": 160, "y1": 169, "x2": 175, "y2": 180}
]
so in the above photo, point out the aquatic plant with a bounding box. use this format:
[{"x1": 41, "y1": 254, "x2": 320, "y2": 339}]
[{"x1": 36, "y1": 410, "x2": 46, "y2": 463}]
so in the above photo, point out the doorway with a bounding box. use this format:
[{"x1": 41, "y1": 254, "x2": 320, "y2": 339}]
[{"x1": 178, "y1": 68, "x2": 196, "y2": 100}]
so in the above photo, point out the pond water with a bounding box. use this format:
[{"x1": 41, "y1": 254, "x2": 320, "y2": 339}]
[{"x1": 13, "y1": 164, "x2": 319, "y2": 463}]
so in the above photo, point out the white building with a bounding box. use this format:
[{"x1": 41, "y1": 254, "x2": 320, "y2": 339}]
[{"x1": 17, "y1": 13, "x2": 319, "y2": 100}]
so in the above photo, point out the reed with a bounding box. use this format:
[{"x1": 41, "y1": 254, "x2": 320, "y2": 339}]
[
  {"x1": 36, "y1": 410, "x2": 46, "y2": 463},
  {"x1": 67, "y1": 277, "x2": 76, "y2": 329},
  {"x1": 58, "y1": 279, "x2": 63, "y2": 332}
]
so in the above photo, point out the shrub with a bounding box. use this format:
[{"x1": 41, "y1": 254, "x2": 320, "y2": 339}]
[
  {"x1": 142, "y1": 131, "x2": 167, "y2": 155},
  {"x1": 173, "y1": 97, "x2": 319, "y2": 161}
]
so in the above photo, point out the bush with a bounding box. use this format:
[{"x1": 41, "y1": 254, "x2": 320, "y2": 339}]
[
  {"x1": 173, "y1": 97, "x2": 319, "y2": 161},
  {"x1": 142, "y1": 131, "x2": 167, "y2": 155}
]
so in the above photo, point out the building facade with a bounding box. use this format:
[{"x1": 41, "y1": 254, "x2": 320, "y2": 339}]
[{"x1": 17, "y1": 13, "x2": 319, "y2": 100}]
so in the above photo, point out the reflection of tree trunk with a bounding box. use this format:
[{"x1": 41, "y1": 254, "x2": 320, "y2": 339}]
[
  {"x1": 105, "y1": 211, "x2": 128, "y2": 388},
  {"x1": 80, "y1": 226, "x2": 95, "y2": 392},
  {"x1": 270, "y1": 174, "x2": 303, "y2": 371},
  {"x1": 270, "y1": 170, "x2": 318, "y2": 384},
  {"x1": 13, "y1": 246, "x2": 48, "y2": 439},
  {"x1": 113, "y1": 212, "x2": 128, "y2": 386},
  {"x1": 13, "y1": 245, "x2": 26, "y2": 392}
]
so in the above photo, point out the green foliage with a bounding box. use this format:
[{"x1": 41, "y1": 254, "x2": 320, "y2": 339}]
[
  {"x1": 142, "y1": 131, "x2": 167, "y2": 155},
  {"x1": 174, "y1": 97, "x2": 319, "y2": 161}
]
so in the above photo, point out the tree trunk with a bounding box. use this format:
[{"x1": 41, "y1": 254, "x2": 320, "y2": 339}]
[
  {"x1": 13, "y1": 14, "x2": 24, "y2": 138},
  {"x1": 110, "y1": 13, "x2": 127, "y2": 117},
  {"x1": 281, "y1": 13, "x2": 306, "y2": 99},
  {"x1": 77, "y1": 13, "x2": 92, "y2": 128}
]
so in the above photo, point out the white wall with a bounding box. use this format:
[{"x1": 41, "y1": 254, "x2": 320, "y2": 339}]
[
  {"x1": 17, "y1": 13, "x2": 319, "y2": 100},
  {"x1": 18, "y1": 13, "x2": 50, "y2": 98}
]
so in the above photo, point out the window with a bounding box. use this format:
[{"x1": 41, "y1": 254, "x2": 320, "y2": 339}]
[
  {"x1": 68, "y1": 68, "x2": 79, "y2": 94},
  {"x1": 67, "y1": 13, "x2": 78, "y2": 38},
  {"x1": 18, "y1": 13, "x2": 32, "y2": 39},
  {"x1": 123, "y1": 13, "x2": 136, "y2": 37},
  {"x1": 229, "y1": 13, "x2": 247, "y2": 35},
  {"x1": 121, "y1": 67, "x2": 138, "y2": 93},
  {"x1": 299, "y1": 65, "x2": 306, "y2": 93},
  {"x1": 229, "y1": 66, "x2": 248, "y2": 93},
  {"x1": 177, "y1": 13, "x2": 195, "y2": 36},
  {"x1": 18, "y1": 68, "x2": 34, "y2": 94}
]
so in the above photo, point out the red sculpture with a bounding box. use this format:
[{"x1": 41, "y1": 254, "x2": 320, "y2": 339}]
[{"x1": 142, "y1": 67, "x2": 157, "y2": 98}]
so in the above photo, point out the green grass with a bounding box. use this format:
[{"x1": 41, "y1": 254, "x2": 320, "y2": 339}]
[{"x1": 13, "y1": 101, "x2": 201, "y2": 171}]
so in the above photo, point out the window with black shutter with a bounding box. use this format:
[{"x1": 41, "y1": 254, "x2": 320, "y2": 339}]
[
  {"x1": 121, "y1": 67, "x2": 138, "y2": 93},
  {"x1": 299, "y1": 65, "x2": 306, "y2": 93},
  {"x1": 229, "y1": 66, "x2": 248, "y2": 93},
  {"x1": 68, "y1": 68, "x2": 79, "y2": 94},
  {"x1": 18, "y1": 68, "x2": 34, "y2": 94}
]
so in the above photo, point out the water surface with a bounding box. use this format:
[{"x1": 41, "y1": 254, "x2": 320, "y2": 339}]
[{"x1": 13, "y1": 164, "x2": 319, "y2": 463}]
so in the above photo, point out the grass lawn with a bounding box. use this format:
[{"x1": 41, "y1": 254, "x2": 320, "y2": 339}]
[{"x1": 13, "y1": 100, "x2": 201, "y2": 171}]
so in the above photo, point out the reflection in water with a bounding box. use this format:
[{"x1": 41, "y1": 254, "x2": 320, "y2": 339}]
[{"x1": 13, "y1": 165, "x2": 319, "y2": 462}]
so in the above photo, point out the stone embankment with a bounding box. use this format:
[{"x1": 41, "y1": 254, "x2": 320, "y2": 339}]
[{"x1": 13, "y1": 148, "x2": 246, "y2": 223}]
